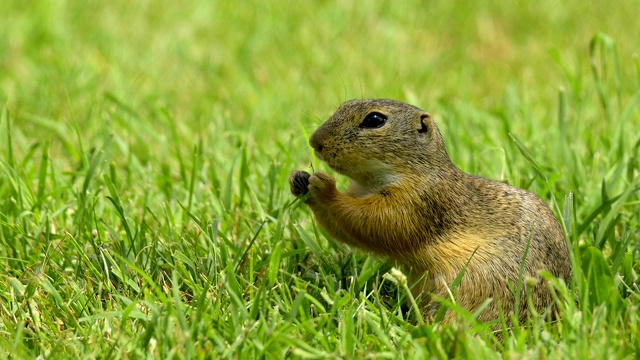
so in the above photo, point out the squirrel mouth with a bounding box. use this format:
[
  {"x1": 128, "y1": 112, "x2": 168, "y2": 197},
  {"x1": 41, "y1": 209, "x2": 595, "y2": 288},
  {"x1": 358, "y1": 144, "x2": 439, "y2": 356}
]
[
  {"x1": 327, "y1": 163, "x2": 348, "y2": 174},
  {"x1": 314, "y1": 151, "x2": 349, "y2": 175}
]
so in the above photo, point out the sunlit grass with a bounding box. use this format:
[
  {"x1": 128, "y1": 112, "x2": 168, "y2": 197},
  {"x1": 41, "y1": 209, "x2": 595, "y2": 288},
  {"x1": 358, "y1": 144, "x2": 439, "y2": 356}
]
[{"x1": 1, "y1": 1, "x2": 639, "y2": 358}]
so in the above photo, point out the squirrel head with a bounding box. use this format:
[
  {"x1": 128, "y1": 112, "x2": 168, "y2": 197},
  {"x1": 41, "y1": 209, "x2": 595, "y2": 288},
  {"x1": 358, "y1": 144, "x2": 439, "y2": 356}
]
[{"x1": 310, "y1": 99, "x2": 453, "y2": 189}]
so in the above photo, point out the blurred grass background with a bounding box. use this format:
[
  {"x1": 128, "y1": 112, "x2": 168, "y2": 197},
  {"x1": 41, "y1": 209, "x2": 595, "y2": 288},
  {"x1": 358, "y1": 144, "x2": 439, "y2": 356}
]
[
  {"x1": 1, "y1": 0, "x2": 639, "y2": 358},
  {"x1": 2, "y1": 1, "x2": 639, "y2": 192}
]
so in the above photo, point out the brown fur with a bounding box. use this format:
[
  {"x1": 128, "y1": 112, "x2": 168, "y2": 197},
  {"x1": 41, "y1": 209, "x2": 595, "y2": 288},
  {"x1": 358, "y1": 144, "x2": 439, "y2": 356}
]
[{"x1": 290, "y1": 99, "x2": 571, "y2": 326}]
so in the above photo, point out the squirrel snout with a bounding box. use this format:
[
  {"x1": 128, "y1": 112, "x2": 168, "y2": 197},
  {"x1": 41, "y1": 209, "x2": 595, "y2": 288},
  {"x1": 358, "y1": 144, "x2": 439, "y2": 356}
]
[{"x1": 309, "y1": 135, "x2": 323, "y2": 153}]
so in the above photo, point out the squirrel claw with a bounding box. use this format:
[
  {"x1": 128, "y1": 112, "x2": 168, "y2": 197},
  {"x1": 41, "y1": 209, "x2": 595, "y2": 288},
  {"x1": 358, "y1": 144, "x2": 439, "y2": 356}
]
[{"x1": 289, "y1": 170, "x2": 311, "y2": 197}]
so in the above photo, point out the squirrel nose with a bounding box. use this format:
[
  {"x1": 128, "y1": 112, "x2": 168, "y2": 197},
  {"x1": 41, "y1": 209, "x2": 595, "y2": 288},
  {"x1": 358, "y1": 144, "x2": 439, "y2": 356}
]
[{"x1": 309, "y1": 135, "x2": 323, "y2": 153}]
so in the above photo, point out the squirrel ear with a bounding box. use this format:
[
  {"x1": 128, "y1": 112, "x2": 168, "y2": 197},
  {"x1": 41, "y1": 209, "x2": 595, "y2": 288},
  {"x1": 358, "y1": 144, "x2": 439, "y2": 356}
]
[{"x1": 418, "y1": 113, "x2": 430, "y2": 134}]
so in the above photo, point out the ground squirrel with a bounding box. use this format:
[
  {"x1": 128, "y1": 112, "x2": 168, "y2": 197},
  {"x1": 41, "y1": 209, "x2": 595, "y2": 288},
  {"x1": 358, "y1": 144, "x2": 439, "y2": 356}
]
[{"x1": 289, "y1": 99, "x2": 571, "y2": 326}]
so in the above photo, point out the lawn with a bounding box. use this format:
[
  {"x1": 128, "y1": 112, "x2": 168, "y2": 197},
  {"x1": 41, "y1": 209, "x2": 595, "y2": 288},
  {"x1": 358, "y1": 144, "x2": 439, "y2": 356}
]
[{"x1": 1, "y1": 1, "x2": 639, "y2": 358}]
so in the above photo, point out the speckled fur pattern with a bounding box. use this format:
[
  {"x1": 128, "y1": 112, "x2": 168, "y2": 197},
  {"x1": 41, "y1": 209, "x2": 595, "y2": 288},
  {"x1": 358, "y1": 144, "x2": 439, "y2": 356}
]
[{"x1": 289, "y1": 99, "x2": 571, "y2": 326}]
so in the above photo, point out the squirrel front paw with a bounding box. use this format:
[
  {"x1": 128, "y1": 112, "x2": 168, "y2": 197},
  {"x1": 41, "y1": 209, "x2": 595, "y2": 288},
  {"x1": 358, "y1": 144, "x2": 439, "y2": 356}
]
[
  {"x1": 308, "y1": 171, "x2": 338, "y2": 202},
  {"x1": 289, "y1": 170, "x2": 311, "y2": 197}
]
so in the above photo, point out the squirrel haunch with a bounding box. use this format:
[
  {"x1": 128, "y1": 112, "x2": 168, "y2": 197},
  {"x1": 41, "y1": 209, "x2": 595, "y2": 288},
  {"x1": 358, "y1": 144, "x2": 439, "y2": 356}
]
[{"x1": 289, "y1": 99, "x2": 571, "y2": 325}]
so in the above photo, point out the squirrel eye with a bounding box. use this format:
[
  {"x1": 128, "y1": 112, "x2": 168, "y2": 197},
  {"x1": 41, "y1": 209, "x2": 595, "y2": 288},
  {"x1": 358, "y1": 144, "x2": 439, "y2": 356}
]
[{"x1": 359, "y1": 112, "x2": 387, "y2": 129}]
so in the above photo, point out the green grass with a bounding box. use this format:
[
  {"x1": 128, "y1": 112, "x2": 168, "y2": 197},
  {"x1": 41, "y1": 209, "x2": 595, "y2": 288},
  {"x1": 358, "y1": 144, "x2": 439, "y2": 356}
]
[{"x1": 1, "y1": 0, "x2": 639, "y2": 358}]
